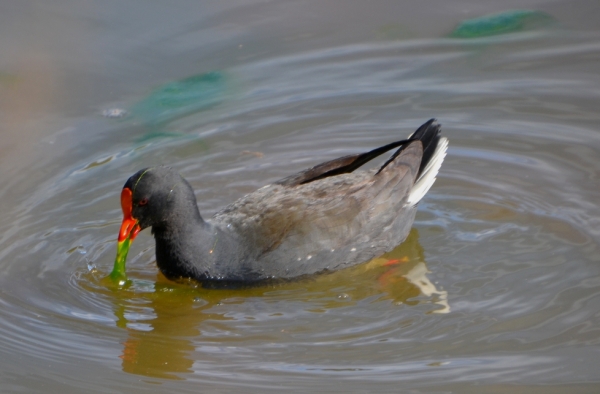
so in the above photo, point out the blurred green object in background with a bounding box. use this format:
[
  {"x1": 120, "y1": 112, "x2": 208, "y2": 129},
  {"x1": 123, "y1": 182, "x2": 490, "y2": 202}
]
[
  {"x1": 450, "y1": 10, "x2": 555, "y2": 38},
  {"x1": 132, "y1": 71, "x2": 226, "y2": 126}
]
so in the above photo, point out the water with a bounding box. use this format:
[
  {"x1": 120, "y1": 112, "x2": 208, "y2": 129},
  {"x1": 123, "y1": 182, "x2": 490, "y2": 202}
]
[{"x1": 1, "y1": 1, "x2": 600, "y2": 392}]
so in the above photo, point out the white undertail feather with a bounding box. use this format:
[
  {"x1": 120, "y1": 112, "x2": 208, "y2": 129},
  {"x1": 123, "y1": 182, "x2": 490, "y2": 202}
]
[{"x1": 405, "y1": 137, "x2": 448, "y2": 207}]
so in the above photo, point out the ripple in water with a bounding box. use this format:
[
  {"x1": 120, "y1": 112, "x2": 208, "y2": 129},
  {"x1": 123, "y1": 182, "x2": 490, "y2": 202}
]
[{"x1": 1, "y1": 27, "x2": 600, "y2": 391}]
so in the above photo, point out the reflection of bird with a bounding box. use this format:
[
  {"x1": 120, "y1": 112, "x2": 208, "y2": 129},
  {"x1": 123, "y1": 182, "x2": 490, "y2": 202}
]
[
  {"x1": 363, "y1": 229, "x2": 450, "y2": 313},
  {"x1": 113, "y1": 119, "x2": 448, "y2": 286},
  {"x1": 114, "y1": 297, "x2": 198, "y2": 379}
]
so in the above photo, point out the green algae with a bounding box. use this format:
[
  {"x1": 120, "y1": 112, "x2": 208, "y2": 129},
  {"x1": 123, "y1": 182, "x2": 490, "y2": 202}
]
[
  {"x1": 109, "y1": 237, "x2": 132, "y2": 282},
  {"x1": 132, "y1": 71, "x2": 226, "y2": 126},
  {"x1": 450, "y1": 10, "x2": 555, "y2": 38}
]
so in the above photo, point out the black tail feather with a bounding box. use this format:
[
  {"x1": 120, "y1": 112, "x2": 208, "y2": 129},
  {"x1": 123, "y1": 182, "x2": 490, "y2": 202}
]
[
  {"x1": 376, "y1": 118, "x2": 441, "y2": 176},
  {"x1": 410, "y1": 118, "x2": 441, "y2": 177}
]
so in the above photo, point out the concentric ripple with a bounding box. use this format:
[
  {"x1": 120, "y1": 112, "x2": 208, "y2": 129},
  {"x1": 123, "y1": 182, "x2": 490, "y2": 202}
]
[{"x1": 1, "y1": 27, "x2": 600, "y2": 392}]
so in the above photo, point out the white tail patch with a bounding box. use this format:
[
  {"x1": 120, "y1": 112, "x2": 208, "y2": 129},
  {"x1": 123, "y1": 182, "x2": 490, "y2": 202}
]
[{"x1": 406, "y1": 137, "x2": 448, "y2": 207}]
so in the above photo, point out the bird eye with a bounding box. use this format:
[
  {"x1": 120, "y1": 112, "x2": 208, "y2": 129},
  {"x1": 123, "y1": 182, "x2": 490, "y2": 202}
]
[{"x1": 138, "y1": 198, "x2": 149, "y2": 206}]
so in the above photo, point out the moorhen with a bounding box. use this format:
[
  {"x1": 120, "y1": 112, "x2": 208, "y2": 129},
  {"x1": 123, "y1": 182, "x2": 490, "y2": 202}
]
[{"x1": 111, "y1": 119, "x2": 448, "y2": 287}]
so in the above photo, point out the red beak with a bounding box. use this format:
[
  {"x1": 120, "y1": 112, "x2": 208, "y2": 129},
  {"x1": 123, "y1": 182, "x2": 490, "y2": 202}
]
[{"x1": 118, "y1": 187, "x2": 141, "y2": 242}]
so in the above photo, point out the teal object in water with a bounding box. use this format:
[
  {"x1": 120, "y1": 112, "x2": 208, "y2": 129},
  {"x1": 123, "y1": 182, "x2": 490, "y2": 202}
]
[
  {"x1": 450, "y1": 10, "x2": 555, "y2": 38},
  {"x1": 135, "y1": 131, "x2": 187, "y2": 144},
  {"x1": 132, "y1": 71, "x2": 226, "y2": 126}
]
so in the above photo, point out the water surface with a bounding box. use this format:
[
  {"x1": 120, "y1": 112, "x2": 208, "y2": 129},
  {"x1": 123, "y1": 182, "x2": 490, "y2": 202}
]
[{"x1": 1, "y1": 1, "x2": 599, "y2": 392}]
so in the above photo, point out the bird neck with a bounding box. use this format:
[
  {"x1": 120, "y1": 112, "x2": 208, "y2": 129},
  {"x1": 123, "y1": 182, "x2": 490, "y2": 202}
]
[{"x1": 151, "y1": 215, "x2": 221, "y2": 280}]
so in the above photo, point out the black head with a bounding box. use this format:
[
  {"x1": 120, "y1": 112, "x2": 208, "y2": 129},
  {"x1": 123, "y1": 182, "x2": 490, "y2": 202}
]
[
  {"x1": 112, "y1": 166, "x2": 204, "y2": 282},
  {"x1": 120, "y1": 167, "x2": 201, "y2": 237}
]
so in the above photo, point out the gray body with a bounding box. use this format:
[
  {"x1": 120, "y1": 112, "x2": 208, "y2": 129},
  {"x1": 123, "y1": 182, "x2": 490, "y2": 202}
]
[{"x1": 150, "y1": 143, "x2": 421, "y2": 283}]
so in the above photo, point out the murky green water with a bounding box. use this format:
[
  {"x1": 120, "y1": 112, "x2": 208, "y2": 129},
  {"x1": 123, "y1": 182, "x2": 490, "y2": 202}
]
[{"x1": 1, "y1": 1, "x2": 599, "y2": 393}]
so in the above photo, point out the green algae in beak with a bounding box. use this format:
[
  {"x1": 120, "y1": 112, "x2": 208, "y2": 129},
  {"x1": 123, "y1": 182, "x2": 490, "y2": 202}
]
[
  {"x1": 107, "y1": 187, "x2": 141, "y2": 283},
  {"x1": 110, "y1": 237, "x2": 132, "y2": 282}
]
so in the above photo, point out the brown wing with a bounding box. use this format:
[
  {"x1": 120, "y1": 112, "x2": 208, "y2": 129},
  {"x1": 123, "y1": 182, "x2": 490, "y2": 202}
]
[
  {"x1": 274, "y1": 138, "x2": 413, "y2": 186},
  {"x1": 274, "y1": 118, "x2": 440, "y2": 187}
]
